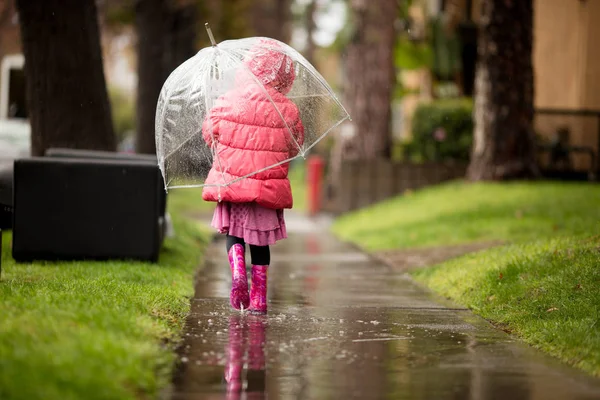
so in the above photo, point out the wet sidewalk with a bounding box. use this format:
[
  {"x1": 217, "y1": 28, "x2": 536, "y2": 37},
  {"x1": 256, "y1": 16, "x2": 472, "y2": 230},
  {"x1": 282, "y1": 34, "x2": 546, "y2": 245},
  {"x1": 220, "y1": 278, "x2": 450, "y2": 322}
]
[{"x1": 171, "y1": 212, "x2": 600, "y2": 400}]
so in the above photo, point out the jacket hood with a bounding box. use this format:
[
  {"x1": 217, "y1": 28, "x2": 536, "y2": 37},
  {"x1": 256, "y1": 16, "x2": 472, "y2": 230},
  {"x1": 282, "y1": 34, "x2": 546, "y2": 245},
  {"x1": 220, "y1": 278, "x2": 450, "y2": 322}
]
[{"x1": 243, "y1": 39, "x2": 296, "y2": 95}]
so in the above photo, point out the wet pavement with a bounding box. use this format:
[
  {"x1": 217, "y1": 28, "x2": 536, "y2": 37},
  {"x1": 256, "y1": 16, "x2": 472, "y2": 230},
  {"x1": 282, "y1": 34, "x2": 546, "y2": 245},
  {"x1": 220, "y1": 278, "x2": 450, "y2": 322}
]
[{"x1": 171, "y1": 213, "x2": 600, "y2": 400}]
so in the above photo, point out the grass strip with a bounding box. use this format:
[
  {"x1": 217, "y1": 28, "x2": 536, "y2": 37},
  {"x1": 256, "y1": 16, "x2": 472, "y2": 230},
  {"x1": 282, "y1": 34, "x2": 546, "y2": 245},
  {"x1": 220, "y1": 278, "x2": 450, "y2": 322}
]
[{"x1": 0, "y1": 191, "x2": 211, "y2": 400}]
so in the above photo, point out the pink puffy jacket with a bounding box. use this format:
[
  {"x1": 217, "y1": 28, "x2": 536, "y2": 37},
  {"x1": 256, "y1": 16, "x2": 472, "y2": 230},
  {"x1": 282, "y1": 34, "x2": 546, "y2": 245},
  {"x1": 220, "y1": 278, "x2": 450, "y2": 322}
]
[{"x1": 201, "y1": 42, "x2": 304, "y2": 209}]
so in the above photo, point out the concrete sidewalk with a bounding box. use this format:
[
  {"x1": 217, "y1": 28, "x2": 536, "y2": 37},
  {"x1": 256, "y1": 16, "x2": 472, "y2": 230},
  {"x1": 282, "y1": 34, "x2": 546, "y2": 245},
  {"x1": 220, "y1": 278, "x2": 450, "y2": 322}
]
[{"x1": 171, "y1": 211, "x2": 600, "y2": 399}]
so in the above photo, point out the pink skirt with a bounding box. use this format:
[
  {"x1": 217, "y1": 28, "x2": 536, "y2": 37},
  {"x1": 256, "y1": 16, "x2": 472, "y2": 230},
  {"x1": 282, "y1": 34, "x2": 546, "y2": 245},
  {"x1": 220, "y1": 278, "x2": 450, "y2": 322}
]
[{"x1": 211, "y1": 202, "x2": 287, "y2": 246}]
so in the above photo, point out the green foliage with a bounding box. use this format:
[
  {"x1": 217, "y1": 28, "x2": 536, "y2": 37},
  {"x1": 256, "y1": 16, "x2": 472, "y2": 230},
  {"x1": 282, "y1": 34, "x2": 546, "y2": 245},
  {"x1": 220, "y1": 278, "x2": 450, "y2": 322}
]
[
  {"x1": 108, "y1": 86, "x2": 135, "y2": 142},
  {"x1": 393, "y1": 0, "x2": 433, "y2": 72},
  {"x1": 413, "y1": 237, "x2": 600, "y2": 377},
  {"x1": 394, "y1": 37, "x2": 433, "y2": 70},
  {"x1": 0, "y1": 191, "x2": 212, "y2": 400},
  {"x1": 408, "y1": 98, "x2": 473, "y2": 162}
]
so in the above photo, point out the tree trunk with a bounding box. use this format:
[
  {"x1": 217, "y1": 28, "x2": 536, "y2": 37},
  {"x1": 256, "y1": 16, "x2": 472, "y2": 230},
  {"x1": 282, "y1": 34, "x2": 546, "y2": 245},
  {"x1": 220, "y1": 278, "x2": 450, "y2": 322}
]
[
  {"x1": 164, "y1": 3, "x2": 198, "y2": 75},
  {"x1": 134, "y1": 0, "x2": 169, "y2": 155},
  {"x1": 467, "y1": 0, "x2": 539, "y2": 180},
  {"x1": 342, "y1": 0, "x2": 397, "y2": 160},
  {"x1": 274, "y1": 0, "x2": 291, "y2": 43},
  {"x1": 16, "y1": 0, "x2": 116, "y2": 156},
  {"x1": 251, "y1": 0, "x2": 291, "y2": 43},
  {"x1": 304, "y1": 0, "x2": 317, "y2": 65}
]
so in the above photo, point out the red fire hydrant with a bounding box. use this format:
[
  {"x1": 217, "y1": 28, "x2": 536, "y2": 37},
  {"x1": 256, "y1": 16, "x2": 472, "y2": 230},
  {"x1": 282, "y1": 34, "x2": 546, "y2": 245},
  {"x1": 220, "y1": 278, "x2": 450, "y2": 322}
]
[{"x1": 306, "y1": 155, "x2": 325, "y2": 216}]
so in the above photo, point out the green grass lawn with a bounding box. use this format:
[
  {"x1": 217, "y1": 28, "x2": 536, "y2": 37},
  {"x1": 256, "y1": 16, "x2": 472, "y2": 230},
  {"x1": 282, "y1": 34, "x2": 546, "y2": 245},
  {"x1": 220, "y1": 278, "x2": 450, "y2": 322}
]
[
  {"x1": 166, "y1": 186, "x2": 214, "y2": 215},
  {"x1": 0, "y1": 191, "x2": 212, "y2": 400},
  {"x1": 332, "y1": 180, "x2": 600, "y2": 376},
  {"x1": 333, "y1": 181, "x2": 600, "y2": 250}
]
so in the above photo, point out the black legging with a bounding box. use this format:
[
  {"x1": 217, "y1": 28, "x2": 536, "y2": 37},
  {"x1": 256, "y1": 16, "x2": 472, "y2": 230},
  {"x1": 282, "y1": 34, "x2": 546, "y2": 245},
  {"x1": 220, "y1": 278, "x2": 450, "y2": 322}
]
[{"x1": 226, "y1": 235, "x2": 270, "y2": 265}]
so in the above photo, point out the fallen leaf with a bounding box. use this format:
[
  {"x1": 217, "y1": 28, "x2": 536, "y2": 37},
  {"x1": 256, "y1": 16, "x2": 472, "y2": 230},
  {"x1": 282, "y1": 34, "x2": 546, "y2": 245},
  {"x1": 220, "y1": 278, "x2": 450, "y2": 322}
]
[
  {"x1": 498, "y1": 273, "x2": 504, "y2": 280},
  {"x1": 546, "y1": 307, "x2": 559, "y2": 313}
]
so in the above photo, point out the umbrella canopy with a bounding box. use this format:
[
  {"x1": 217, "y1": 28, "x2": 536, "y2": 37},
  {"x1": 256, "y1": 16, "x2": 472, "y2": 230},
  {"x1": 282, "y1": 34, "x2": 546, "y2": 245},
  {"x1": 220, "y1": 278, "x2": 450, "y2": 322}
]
[{"x1": 155, "y1": 25, "x2": 350, "y2": 190}]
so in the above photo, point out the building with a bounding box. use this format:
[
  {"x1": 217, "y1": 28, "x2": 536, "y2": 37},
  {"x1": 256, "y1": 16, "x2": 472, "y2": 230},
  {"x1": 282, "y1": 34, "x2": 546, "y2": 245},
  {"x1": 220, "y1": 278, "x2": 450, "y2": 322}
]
[
  {"x1": 533, "y1": 0, "x2": 600, "y2": 172},
  {"x1": 400, "y1": 0, "x2": 600, "y2": 172}
]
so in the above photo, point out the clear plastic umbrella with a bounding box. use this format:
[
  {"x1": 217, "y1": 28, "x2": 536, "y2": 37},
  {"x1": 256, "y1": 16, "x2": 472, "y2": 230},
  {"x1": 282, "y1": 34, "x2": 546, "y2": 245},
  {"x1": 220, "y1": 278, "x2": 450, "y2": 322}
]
[{"x1": 155, "y1": 24, "x2": 350, "y2": 191}]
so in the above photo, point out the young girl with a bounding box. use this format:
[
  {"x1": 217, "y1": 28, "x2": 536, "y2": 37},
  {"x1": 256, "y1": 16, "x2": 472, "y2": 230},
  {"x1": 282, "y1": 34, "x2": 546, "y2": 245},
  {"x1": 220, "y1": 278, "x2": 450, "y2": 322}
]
[{"x1": 201, "y1": 39, "x2": 305, "y2": 314}]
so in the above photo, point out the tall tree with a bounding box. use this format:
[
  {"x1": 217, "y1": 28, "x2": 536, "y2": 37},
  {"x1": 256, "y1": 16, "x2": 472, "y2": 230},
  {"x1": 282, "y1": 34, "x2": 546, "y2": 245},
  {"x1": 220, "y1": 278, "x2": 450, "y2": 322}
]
[
  {"x1": 274, "y1": 0, "x2": 292, "y2": 43},
  {"x1": 164, "y1": 2, "x2": 198, "y2": 74},
  {"x1": 134, "y1": 0, "x2": 169, "y2": 154},
  {"x1": 15, "y1": 0, "x2": 116, "y2": 156},
  {"x1": 304, "y1": 0, "x2": 317, "y2": 64},
  {"x1": 103, "y1": 0, "x2": 198, "y2": 154},
  {"x1": 467, "y1": 0, "x2": 538, "y2": 180},
  {"x1": 342, "y1": 0, "x2": 397, "y2": 159}
]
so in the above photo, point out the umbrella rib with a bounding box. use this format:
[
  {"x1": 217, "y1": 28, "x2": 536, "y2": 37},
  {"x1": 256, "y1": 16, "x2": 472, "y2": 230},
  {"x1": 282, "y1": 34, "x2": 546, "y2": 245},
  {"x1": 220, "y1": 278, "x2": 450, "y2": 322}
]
[
  {"x1": 204, "y1": 49, "x2": 229, "y2": 197},
  {"x1": 286, "y1": 94, "x2": 333, "y2": 99},
  {"x1": 168, "y1": 184, "x2": 204, "y2": 189}
]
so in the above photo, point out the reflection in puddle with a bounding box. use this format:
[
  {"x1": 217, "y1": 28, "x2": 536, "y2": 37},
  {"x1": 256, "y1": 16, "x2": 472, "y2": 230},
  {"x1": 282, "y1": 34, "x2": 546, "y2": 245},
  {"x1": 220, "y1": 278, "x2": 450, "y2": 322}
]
[{"x1": 223, "y1": 315, "x2": 267, "y2": 398}]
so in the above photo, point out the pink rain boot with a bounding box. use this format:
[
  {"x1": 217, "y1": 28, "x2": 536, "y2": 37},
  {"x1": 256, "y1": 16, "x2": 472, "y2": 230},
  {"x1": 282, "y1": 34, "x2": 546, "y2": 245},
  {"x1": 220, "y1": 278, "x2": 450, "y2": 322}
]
[
  {"x1": 249, "y1": 265, "x2": 268, "y2": 314},
  {"x1": 228, "y1": 244, "x2": 250, "y2": 311}
]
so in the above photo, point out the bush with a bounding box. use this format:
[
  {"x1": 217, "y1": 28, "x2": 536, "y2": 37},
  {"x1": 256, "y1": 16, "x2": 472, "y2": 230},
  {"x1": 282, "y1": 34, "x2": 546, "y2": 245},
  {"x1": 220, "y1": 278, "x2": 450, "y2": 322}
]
[{"x1": 408, "y1": 98, "x2": 473, "y2": 162}]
